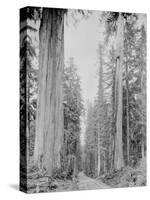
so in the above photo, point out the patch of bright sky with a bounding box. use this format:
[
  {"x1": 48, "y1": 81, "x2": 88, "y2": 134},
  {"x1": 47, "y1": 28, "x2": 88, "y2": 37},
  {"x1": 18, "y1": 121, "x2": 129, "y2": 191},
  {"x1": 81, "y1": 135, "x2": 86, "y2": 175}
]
[
  {"x1": 64, "y1": 10, "x2": 105, "y2": 146},
  {"x1": 64, "y1": 10, "x2": 105, "y2": 106}
]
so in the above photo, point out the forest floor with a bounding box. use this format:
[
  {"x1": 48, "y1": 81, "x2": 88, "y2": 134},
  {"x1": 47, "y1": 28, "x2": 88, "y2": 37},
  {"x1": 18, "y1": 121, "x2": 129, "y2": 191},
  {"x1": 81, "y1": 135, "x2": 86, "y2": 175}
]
[
  {"x1": 55, "y1": 172, "x2": 110, "y2": 192},
  {"x1": 27, "y1": 171, "x2": 110, "y2": 193},
  {"x1": 77, "y1": 172, "x2": 110, "y2": 190},
  {"x1": 55, "y1": 158, "x2": 146, "y2": 192},
  {"x1": 100, "y1": 158, "x2": 146, "y2": 188},
  {"x1": 26, "y1": 158, "x2": 146, "y2": 193}
]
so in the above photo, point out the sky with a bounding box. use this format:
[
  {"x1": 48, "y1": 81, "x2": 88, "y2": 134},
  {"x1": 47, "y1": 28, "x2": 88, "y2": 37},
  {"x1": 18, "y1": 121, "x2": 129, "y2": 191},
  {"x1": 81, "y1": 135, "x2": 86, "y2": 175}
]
[
  {"x1": 64, "y1": 10, "x2": 105, "y2": 146},
  {"x1": 64, "y1": 10, "x2": 104, "y2": 105}
]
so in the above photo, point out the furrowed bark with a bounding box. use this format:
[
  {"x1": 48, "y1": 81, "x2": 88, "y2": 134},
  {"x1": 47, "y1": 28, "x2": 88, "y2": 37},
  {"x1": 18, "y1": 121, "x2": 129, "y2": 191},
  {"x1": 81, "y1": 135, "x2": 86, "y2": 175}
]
[{"x1": 34, "y1": 8, "x2": 64, "y2": 176}]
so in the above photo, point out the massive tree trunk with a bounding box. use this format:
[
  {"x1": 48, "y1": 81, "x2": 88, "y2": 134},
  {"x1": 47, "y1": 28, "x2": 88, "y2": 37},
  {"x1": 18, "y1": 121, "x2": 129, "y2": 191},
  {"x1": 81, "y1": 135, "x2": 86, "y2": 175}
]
[
  {"x1": 114, "y1": 13, "x2": 124, "y2": 170},
  {"x1": 34, "y1": 8, "x2": 64, "y2": 176}
]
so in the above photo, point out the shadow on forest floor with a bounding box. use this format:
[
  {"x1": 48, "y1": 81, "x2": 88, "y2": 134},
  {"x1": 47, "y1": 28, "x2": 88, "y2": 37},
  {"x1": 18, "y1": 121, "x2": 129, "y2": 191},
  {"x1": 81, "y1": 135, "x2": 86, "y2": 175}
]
[{"x1": 9, "y1": 184, "x2": 19, "y2": 191}]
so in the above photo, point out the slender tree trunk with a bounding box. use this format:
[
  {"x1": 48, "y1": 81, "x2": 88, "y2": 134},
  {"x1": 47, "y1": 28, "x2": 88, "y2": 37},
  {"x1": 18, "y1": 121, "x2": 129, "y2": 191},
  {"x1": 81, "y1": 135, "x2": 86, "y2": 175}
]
[
  {"x1": 126, "y1": 58, "x2": 130, "y2": 165},
  {"x1": 111, "y1": 66, "x2": 116, "y2": 172},
  {"x1": 141, "y1": 135, "x2": 145, "y2": 159},
  {"x1": 103, "y1": 151, "x2": 106, "y2": 173},
  {"x1": 95, "y1": 131, "x2": 97, "y2": 176},
  {"x1": 34, "y1": 8, "x2": 64, "y2": 176},
  {"x1": 97, "y1": 127, "x2": 101, "y2": 176},
  {"x1": 141, "y1": 60, "x2": 145, "y2": 159},
  {"x1": 114, "y1": 13, "x2": 124, "y2": 170},
  {"x1": 27, "y1": 75, "x2": 30, "y2": 164},
  {"x1": 97, "y1": 45, "x2": 103, "y2": 176}
]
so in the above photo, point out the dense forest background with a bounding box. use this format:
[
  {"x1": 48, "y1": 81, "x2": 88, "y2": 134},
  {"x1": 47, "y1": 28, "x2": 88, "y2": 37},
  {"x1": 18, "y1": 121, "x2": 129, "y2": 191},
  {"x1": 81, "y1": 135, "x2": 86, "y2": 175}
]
[{"x1": 20, "y1": 7, "x2": 146, "y2": 193}]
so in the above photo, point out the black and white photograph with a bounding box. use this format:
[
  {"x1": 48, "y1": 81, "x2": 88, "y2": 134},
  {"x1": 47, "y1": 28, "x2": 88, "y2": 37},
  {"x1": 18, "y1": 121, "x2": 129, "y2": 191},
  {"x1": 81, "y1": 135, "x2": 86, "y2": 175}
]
[{"x1": 20, "y1": 6, "x2": 147, "y2": 193}]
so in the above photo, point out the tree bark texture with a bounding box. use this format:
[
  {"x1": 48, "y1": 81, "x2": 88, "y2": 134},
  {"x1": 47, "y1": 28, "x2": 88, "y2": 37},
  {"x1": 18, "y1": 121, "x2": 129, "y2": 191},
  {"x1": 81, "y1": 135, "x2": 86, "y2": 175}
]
[
  {"x1": 114, "y1": 13, "x2": 124, "y2": 170},
  {"x1": 34, "y1": 8, "x2": 64, "y2": 176}
]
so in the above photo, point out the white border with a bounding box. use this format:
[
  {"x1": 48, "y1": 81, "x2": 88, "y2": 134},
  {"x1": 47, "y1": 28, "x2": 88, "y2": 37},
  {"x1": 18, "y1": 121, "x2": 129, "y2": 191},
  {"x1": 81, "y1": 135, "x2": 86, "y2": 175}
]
[{"x1": 0, "y1": 0, "x2": 149, "y2": 199}]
